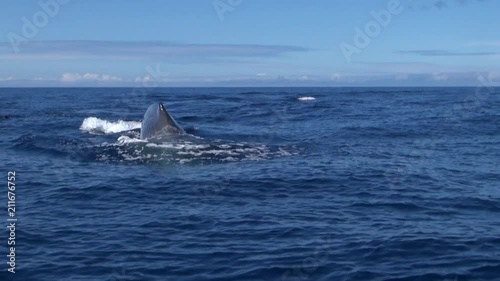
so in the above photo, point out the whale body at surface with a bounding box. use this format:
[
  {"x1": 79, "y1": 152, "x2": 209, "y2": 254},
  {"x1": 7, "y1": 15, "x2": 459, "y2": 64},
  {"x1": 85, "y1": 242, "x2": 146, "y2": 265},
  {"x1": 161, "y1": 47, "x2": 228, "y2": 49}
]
[{"x1": 140, "y1": 102, "x2": 184, "y2": 140}]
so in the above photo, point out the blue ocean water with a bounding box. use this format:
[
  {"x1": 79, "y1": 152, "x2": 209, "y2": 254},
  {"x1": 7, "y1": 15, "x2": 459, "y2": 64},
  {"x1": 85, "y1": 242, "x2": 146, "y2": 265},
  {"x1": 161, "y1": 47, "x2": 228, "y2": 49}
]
[{"x1": 0, "y1": 87, "x2": 499, "y2": 281}]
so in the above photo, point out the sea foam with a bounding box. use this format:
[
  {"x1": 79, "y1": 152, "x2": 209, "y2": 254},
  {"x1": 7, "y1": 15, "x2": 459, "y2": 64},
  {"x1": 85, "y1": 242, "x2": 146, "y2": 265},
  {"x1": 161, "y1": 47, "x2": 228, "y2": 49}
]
[
  {"x1": 298, "y1": 96, "x2": 316, "y2": 101},
  {"x1": 80, "y1": 117, "x2": 141, "y2": 134}
]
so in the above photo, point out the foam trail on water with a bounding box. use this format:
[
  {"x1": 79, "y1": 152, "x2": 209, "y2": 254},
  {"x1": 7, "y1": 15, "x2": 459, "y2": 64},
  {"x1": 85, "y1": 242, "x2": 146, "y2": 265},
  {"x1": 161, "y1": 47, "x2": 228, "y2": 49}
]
[
  {"x1": 117, "y1": 136, "x2": 146, "y2": 144},
  {"x1": 80, "y1": 117, "x2": 141, "y2": 134}
]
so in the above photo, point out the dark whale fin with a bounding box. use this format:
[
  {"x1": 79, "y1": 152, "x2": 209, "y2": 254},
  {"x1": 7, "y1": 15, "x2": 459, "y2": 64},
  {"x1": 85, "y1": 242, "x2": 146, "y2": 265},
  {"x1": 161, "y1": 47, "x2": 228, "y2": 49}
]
[
  {"x1": 159, "y1": 102, "x2": 182, "y2": 130},
  {"x1": 140, "y1": 102, "x2": 185, "y2": 140}
]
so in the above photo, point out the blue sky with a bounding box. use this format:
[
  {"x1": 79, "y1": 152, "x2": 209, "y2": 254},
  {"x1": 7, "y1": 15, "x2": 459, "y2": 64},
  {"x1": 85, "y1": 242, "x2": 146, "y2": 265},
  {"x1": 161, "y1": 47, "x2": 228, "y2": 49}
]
[{"x1": 1, "y1": 0, "x2": 499, "y2": 86}]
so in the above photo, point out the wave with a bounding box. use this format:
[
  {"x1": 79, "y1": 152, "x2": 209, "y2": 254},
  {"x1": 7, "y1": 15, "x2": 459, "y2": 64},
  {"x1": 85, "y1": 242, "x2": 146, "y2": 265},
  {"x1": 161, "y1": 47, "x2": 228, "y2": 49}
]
[
  {"x1": 67, "y1": 117, "x2": 302, "y2": 165},
  {"x1": 80, "y1": 117, "x2": 141, "y2": 134},
  {"x1": 116, "y1": 135, "x2": 147, "y2": 144},
  {"x1": 298, "y1": 96, "x2": 316, "y2": 101},
  {"x1": 86, "y1": 136, "x2": 299, "y2": 165}
]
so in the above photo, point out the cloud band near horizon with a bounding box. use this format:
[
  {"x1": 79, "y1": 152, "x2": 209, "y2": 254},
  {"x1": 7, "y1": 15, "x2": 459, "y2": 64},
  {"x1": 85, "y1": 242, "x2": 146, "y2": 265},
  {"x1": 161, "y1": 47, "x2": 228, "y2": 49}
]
[{"x1": 0, "y1": 40, "x2": 309, "y2": 61}]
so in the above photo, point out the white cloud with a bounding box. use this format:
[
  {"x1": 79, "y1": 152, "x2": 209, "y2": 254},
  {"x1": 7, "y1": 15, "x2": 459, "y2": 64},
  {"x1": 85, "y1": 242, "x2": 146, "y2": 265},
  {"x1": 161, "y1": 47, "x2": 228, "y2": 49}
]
[
  {"x1": 330, "y1": 73, "x2": 341, "y2": 81},
  {"x1": 61, "y1": 73, "x2": 122, "y2": 82},
  {"x1": 134, "y1": 75, "x2": 152, "y2": 83},
  {"x1": 256, "y1": 73, "x2": 267, "y2": 77},
  {"x1": 394, "y1": 74, "x2": 409, "y2": 80},
  {"x1": 432, "y1": 72, "x2": 449, "y2": 81},
  {"x1": 469, "y1": 41, "x2": 500, "y2": 47},
  {"x1": 488, "y1": 71, "x2": 500, "y2": 82},
  {"x1": 362, "y1": 62, "x2": 448, "y2": 74},
  {"x1": 0, "y1": 41, "x2": 308, "y2": 62},
  {"x1": 101, "y1": 74, "x2": 122, "y2": 81},
  {"x1": 0, "y1": 76, "x2": 14, "y2": 81}
]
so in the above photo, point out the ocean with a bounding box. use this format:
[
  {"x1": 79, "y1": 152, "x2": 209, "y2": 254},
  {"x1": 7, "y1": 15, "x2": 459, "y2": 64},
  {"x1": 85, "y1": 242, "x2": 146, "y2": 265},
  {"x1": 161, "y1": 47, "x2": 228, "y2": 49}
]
[{"x1": 1, "y1": 87, "x2": 499, "y2": 281}]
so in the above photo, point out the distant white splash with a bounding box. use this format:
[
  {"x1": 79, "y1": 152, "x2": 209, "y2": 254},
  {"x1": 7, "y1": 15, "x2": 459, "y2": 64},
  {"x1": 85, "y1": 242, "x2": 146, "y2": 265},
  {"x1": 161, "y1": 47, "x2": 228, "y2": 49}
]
[
  {"x1": 80, "y1": 117, "x2": 141, "y2": 134},
  {"x1": 298, "y1": 96, "x2": 316, "y2": 101}
]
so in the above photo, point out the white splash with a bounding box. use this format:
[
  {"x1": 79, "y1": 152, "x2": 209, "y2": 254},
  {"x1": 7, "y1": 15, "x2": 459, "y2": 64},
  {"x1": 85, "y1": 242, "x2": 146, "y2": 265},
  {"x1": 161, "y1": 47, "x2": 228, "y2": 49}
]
[
  {"x1": 80, "y1": 117, "x2": 141, "y2": 134},
  {"x1": 117, "y1": 136, "x2": 146, "y2": 144},
  {"x1": 298, "y1": 96, "x2": 316, "y2": 101}
]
